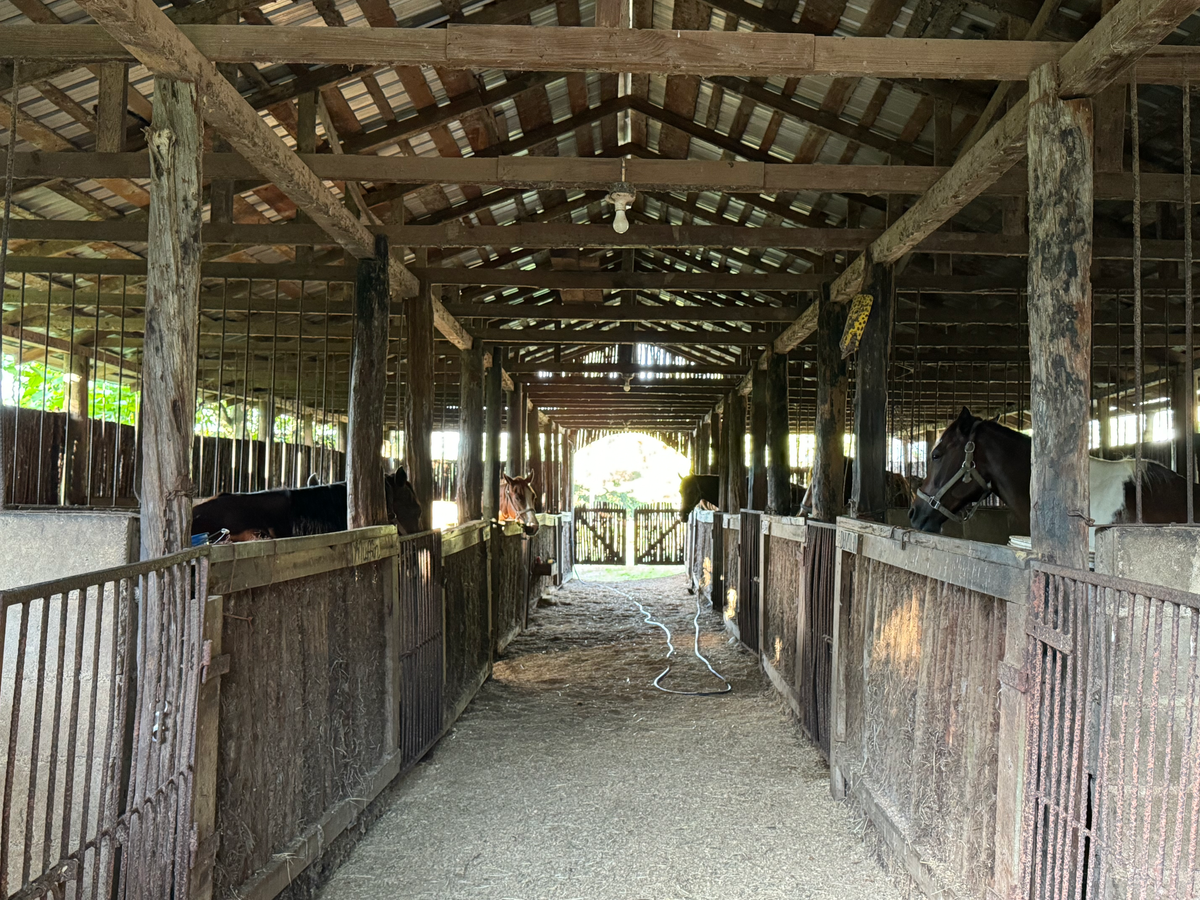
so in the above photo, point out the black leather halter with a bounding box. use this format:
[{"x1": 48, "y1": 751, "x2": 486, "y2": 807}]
[{"x1": 916, "y1": 425, "x2": 994, "y2": 523}]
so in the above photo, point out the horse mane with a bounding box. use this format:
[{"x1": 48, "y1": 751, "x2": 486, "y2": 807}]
[{"x1": 1132, "y1": 457, "x2": 1182, "y2": 487}]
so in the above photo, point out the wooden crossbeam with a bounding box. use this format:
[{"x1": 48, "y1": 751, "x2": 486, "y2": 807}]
[
  {"x1": 4, "y1": 25, "x2": 1200, "y2": 82},
  {"x1": 412, "y1": 268, "x2": 821, "y2": 290},
  {"x1": 61, "y1": 0, "x2": 475, "y2": 354},
  {"x1": 473, "y1": 326, "x2": 777, "y2": 345},
  {"x1": 444, "y1": 302, "x2": 799, "y2": 322},
  {"x1": 767, "y1": 0, "x2": 1200, "y2": 373}
]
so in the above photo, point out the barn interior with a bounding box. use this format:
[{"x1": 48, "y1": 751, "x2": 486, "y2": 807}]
[{"x1": 2, "y1": 0, "x2": 1200, "y2": 897}]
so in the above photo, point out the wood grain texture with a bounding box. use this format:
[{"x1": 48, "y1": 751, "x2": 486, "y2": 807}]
[
  {"x1": 764, "y1": 351, "x2": 791, "y2": 516},
  {"x1": 850, "y1": 263, "x2": 893, "y2": 522},
  {"x1": 6, "y1": 25, "x2": 1200, "y2": 82},
  {"x1": 812, "y1": 287, "x2": 848, "y2": 523},
  {"x1": 483, "y1": 346, "x2": 505, "y2": 520},
  {"x1": 405, "y1": 267, "x2": 436, "y2": 533},
  {"x1": 348, "y1": 235, "x2": 391, "y2": 529},
  {"x1": 140, "y1": 77, "x2": 201, "y2": 560},
  {"x1": 749, "y1": 366, "x2": 769, "y2": 511},
  {"x1": 1026, "y1": 62, "x2": 1093, "y2": 567},
  {"x1": 457, "y1": 342, "x2": 485, "y2": 523}
]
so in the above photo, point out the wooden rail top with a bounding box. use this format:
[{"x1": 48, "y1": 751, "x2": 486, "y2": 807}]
[
  {"x1": 208, "y1": 525, "x2": 402, "y2": 594},
  {"x1": 836, "y1": 517, "x2": 1031, "y2": 604}
]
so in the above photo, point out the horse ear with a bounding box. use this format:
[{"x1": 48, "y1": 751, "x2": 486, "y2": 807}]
[
  {"x1": 524, "y1": 472, "x2": 533, "y2": 483},
  {"x1": 394, "y1": 467, "x2": 407, "y2": 486},
  {"x1": 957, "y1": 406, "x2": 975, "y2": 434}
]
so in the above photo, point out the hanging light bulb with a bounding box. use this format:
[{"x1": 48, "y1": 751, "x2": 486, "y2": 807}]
[{"x1": 608, "y1": 183, "x2": 636, "y2": 235}]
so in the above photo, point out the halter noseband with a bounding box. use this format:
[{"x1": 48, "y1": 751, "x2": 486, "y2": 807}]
[{"x1": 916, "y1": 425, "x2": 994, "y2": 523}]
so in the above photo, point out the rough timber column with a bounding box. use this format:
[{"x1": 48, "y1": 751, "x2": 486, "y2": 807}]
[
  {"x1": 457, "y1": 342, "x2": 484, "y2": 523},
  {"x1": 812, "y1": 285, "x2": 848, "y2": 523},
  {"x1": 851, "y1": 263, "x2": 894, "y2": 521},
  {"x1": 749, "y1": 366, "x2": 769, "y2": 509},
  {"x1": 140, "y1": 78, "x2": 201, "y2": 559},
  {"x1": 527, "y1": 400, "x2": 543, "y2": 504},
  {"x1": 696, "y1": 416, "x2": 711, "y2": 476},
  {"x1": 1027, "y1": 61, "x2": 1093, "y2": 567},
  {"x1": 724, "y1": 391, "x2": 747, "y2": 514},
  {"x1": 507, "y1": 381, "x2": 525, "y2": 478},
  {"x1": 404, "y1": 261, "x2": 435, "y2": 533},
  {"x1": 765, "y1": 351, "x2": 791, "y2": 515},
  {"x1": 348, "y1": 234, "x2": 391, "y2": 529},
  {"x1": 484, "y1": 346, "x2": 504, "y2": 520}
]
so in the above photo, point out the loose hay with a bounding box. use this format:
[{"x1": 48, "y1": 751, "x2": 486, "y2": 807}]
[{"x1": 318, "y1": 574, "x2": 904, "y2": 900}]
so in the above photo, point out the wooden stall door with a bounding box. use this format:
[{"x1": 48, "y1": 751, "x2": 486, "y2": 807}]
[
  {"x1": 633, "y1": 503, "x2": 686, "y2": 565},
  {"x1": 573, "y1": 506, "x2": 627, "y2": 565}
]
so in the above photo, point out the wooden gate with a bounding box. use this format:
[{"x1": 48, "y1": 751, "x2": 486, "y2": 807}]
[
  {"x1": 1021, "y1": 562, "x2": 1200, "y2": 900},
  {"x1": 0, "y1": 548, "x2": 207, "y2": 900},
  {"x1": 633, "y1": 504, "x2": 686, "y2": 565},
  {"x1": 573, "y1": 506, "x2": 626, "y2": 565}
]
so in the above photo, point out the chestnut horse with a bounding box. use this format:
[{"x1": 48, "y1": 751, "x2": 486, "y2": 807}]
[
  {"x1": 910, "y1": 407, "x2": 1200, "y2": 533},
  {"x1": 500, "y1": 472, "x2": 539, "y2": 534}
]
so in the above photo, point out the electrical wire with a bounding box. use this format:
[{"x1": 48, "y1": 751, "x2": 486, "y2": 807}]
[{"x1": 579, "y1": 574, "x2": 732, "y2": 696}]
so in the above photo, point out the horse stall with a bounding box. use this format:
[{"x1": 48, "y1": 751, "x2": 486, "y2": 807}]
[{"x1": 684, "y1": 508, "x2": 717, "y2": 606}]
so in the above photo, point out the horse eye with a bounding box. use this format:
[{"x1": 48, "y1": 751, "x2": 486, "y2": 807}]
[{"x1": 931, "y1": 450, "x2": 941, "y2": 461}]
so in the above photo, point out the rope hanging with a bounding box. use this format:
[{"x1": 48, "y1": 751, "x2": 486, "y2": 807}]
[{"x1": 0, "y1": 60, "x2": 20, "y2": 512}]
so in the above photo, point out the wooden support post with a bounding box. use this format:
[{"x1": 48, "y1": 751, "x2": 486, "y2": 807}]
[
  {"x1": 294, "y1": 91, "x2": 317, "y2": 265},
  {"x1": 711, "y1": 407, "x2": 722, "y2": 481},
  {"x1": 565, "y1": 429, "x2": 576, "y2": 510},
  {"x1": 1027, "y1": 61, "x2": 1093, "y2": 567},
  {"x1": 851, "y1": 263, "x2": 894, "y2": 522},
  {"x1": 749, "y1": 365, "x2": 768, "y2": 510},
  {"x1": 543, "y1": 416, "x2": 556, "y2": 512},
  {"x1": 96, "y1": 62, "x2": 128, "y2": 153},
  {"x1": 140, "y1": 78, "x2": 201, "y2": 560},
  {"x1": 526, "y1": 398, "x2": 543, "y2": 504},
  {"x1": 404, "y1": 262, "x2": 434, "y2": 533},
  {"x1": 697, "y1": 416, "x2": 711, "y2": 476},
  {"x1": 62, "y1": 353, "x2": 90, "y2": 506},
  {"x1": 812, "y1": 285, "x2": 848, "y2": 524},
  {"x1": 765, "y1": 350, "x2": 791, "y2": 515},
  {"x1": 348, "y1": 234, "x2": 391, "y2": 529},
  {"x1": 484, "y1": 345, "x2": 504, "y2": 520},
  {"x1": 724, "y1": 390, "x2": 747, "y2": 514},
  {"x1": 507, "y1": 381, "x2": 525, "y2": 478},
  {"x1": 458, "y1": 341, "x2": 484, "y2": 523}
]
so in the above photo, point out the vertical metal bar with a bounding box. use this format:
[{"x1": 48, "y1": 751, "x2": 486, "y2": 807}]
[
  {"x1": 39, "y1": 591, "x2": 70, "y2": 872},
  {"x1": 1132, "y1": 77, "x2": 1145, "y2": 521},
  {"x1": 58, "y1": 587, "x2": 86, "y2": 866},
  {"x1": 37, "y1": 275, "x2": 51, "y2": 504},
  {"x1": 238, "y1": 280, "x2": 253, "y2": 493},
  {"x1": 77, "y1": 583, "x2": 106, "y2": 890},
  {"x1": 1185, "y1": 81, "x2": 1195, "y2": 524},
  {"x1": 88, "y1": 279, "x2": 101, "y2": 505},
  {"x1": 293, "y1": 280, "x2": 304, "y2": 487},
  {"x1": 0, "y1": 603, "x2": 30, "y2": 896},
  {"x1": 212, "y1": 278, "x2": 229, "y2": 498},
  {"x1": 1134, "y1": 598, "x2": 1166, "y2": 900},
  {"x1": 1150, "y1": 599, "x2": 1183, "y2": 896},
  {"x1": 320, "y1": 286, "x2": 331, "y2": 481},
  {"x1": 22, "y1": 594, "x2": 52, "y2": 883},
  {"x1": 0, "y1": 61, "x2": 18, "y2": 513},
  {"x1": 268, "y1": 279, "x2": 280, "y2": 489},
  {"x1": 9, "y1": 273, "x2": 28, "y2": 506}
]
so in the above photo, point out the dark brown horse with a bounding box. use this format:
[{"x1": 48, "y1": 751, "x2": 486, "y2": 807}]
[
  {"x1": 192, "y1": 468, "x2": 422, "y2": 542},
  {"x1": 500, "y1": 472, "x2": 539, "y2": 534},
  {"x1": 910, "y1": 407, "x2": 1200, "y2": 533}
]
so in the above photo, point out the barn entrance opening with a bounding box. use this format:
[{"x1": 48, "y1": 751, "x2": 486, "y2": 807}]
[{"x1": 572, "y1": 432, "x2": 690, "y2": 575}]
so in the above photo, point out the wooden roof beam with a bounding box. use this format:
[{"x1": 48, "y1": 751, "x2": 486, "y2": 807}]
[
  {"x1": 768, "y1": 0, "x2": 1200, "y2": 372},
  {"x1": 8, "y1": 26, "x2": 1200, "y2": 82}
]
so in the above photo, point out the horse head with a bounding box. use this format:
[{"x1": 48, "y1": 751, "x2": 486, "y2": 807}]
[
  {"x1": 385, "y1": 467, "x2": 423, "y2": 535},
  {"x1": 501, "y1": 472, "x2": 539, "y2": 534},
  {"x1": 910, "y1": 407, "x2": 998, "y2": 533}
]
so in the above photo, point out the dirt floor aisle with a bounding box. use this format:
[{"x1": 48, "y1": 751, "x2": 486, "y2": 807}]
[{"x1": 318, "y1": 573, "x2": 902, "y2": 900}]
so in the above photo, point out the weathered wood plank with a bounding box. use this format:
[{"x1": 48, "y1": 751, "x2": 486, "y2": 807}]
[
  {"x1": 140, "y1": 77, "x2": 201, "y2": 559},
  {"x1": 765, "y1": 350, "x2": 791, "y2": 515},
  {"x1": 483, "y1": 345, "x2": 505, "y2": 520},
  {"x1": 811, "y1": 287, "x2": 847, "y2": 523},
  {"x1": 406, "y1": 261, "x2": 436, "y2": 533},
  {"x1": 457, "y1": 341, "x2": 485, "y2": 523},
  {"x1": 850, "y1": 263, "x2": 893, "y2": 521},
  {"x1": 348, "y1": 235, "x2": 391, "y2": 529},
  {"x1": 1027, "y1": 62, "x2": 1093, "y2": 566},
  {"x1": 5, "y1": 25, "x2": 1200, "y2": 82}
]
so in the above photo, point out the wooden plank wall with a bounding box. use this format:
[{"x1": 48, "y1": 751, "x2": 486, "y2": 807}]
[{"x1": 213, "y1": 557, "x2": 392, "y2": 896}]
